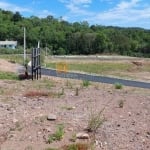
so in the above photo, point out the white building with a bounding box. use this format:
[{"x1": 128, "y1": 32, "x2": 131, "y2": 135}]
[{"x1": 0, "y1": 40, "x2": 17, "y2": 49}]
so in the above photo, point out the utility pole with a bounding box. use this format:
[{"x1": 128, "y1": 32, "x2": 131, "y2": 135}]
[
  {"x1": 45, "y1": 43, "x2": 47, "y2": 56},
  {"x1": 37, "y1": 41, "x2": 40, "y2": 48},
  {"x1": 24, "y1": 27, "x2": 26, "y2": 65}
]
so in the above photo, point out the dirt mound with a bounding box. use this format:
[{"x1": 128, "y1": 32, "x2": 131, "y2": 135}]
[
  {"x1": 0, "y1": 59, "x2": 21, "y2": 73},
  {"x1": 132, "y1": 61, "x2": 143, "y2": 66}
]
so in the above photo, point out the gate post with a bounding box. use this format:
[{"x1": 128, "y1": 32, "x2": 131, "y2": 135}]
[{"x1": 31, "y1": 48, "x2": 41, "y2": 80}]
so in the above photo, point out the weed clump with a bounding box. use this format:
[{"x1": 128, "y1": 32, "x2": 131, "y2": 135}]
[
  {"x1": 48, "y1": 124, "x2": 64, "y2": 144},
  {"x1": 82, "y1": 80, "x2": 90, "y2": 87},
  {"x1": 62, "y1": 143, "x2": 90, "y2": 150},
  {"x1": 87, "y1": 109, "x2": 105, "y2": 133},
  {"x1": 75, "y1": 87, "x2": 79, "y2": 96},
  {"x1": 114, "y1": 82, "x2": 123, "y2": 89},
  {"x1": 118, "y1": 100, "x2": 125, "y2": 108}
]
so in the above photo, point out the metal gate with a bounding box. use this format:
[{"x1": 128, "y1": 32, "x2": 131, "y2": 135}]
[{"x1": 31, "y1": 48, "x2": 41, "y2": 80}]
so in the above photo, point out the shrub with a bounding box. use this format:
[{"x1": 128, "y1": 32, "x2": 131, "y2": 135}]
[
  {"x1": 87, "y1": 109, "x2": 105, "y2": 133},
  {"x1": 48, "y1": 124, "x2": 64, "y2": 144},
  {"x1": 114, "y1": 82, "x2": 123, "y2": 89},
  {"x1": 82, "y1": 80, "x2": 90, "y2": 87}
]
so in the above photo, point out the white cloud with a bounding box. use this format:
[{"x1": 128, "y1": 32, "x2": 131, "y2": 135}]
[
  {"x1": 87, "y1": 0, "x2": 150, "y2": 28},
  {"x1": 37, "y1": 10, "x2": 55, "y2": 18},
  {"x1": 66, "y1": 2, "x2": 93, "y2": 15},
  {"x1": 0, "y1": 1, "x2": 31, "y2": 13},
  {"x1": 71, "y1": 0, "x2": 92, "y2": 5},
  {"x1": 100, "y1": 0, "x2": 113, "y2": 4},
  {"x1": 59, "y1": 0, "x2": 92, "y2": 5},
  {"x1": 31, "y1": 0, "x2": 42, "y2": 5},
  {"x1": 0, "y1": 1, "x2": 55, "y2": 18},
  {"x1": 59, "y1": 0, "x2": 92, "y2": 15},
  {"x1": 59, "y1": 0, "x2": 150, "y2": 28},
  {"x1": 116, "y1": 0, "x2": 140, "y2": 10}
]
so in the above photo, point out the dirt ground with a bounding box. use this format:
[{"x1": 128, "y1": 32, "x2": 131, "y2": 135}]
[
  {"x1": 0, "y1": 59, "x2": 20, "y2": 73},
  {"x1": 0, "y1": 59, "x2": 150, "y2": 150}
]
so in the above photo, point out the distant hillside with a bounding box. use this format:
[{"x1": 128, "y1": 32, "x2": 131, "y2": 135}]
[{"x1": 0, "y1": 9, "x2": 150, "y2": 57}]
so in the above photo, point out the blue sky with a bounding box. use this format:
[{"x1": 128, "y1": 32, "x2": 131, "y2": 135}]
[{"x1": 0, "y1": 0, "x2": 150, "y2": 29}]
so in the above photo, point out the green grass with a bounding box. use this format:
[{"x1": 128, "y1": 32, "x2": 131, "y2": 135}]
[
  {"x1": 82, "y1": 80, "x2": 90, "y2": 87},
  {"x1": 45, "y1": 63, "x2": 56, "y2": 69},
  {"x1": 45, "y1": 62, "x2": 132, "y2": 75},
  {"x1": 114, "y1": 82, "x2": 123, "y2": 89},
  {"x1": 48, "y1": 124, "x2": 64, "y2": 144},
  {"x1": 0, "y1": 71, "x2": 18, "y2": 80},
  {"x1": 0, "y1": 54, "x2": 26, "y2": 64}
]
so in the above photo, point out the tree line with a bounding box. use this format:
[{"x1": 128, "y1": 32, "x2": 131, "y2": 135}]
[{"x1": 0, "y1": 9, "x2": 150, "y2": 57}]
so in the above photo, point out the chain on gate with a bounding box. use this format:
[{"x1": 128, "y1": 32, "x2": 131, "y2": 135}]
[{"x1": 31, "y1": 48, "x2": 41, "y2": 80}]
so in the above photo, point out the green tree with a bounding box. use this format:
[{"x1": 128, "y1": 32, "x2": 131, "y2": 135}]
[{"x1": 12, "y1": 11, "x2": 22, "y2": 22}]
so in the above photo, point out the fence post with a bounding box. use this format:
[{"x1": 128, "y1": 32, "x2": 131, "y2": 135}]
[{"x1": 31, "y1": 48, "x2": 41, "y2": 80}]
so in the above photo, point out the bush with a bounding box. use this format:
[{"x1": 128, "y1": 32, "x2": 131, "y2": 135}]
[
  {"x1": 114, "y1": 82, "x2": 123, "y2": 89},
  {"x1": 0, "y1": 48, "x2": 24, "y2": 54},
  {"x1": 82, "y1": 80, "x2": 90, "y2": 87},
  {"x1": 48, "y1": 124, "x2": 64, "y2": 144},
  {"x1": 87, "y1": 109, "x2": 105, "y2": 133}
]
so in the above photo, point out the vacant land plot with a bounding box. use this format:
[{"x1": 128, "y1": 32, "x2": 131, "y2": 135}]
[
  {"x1": 0, "y1": 57, "x2": 150, "y2": 150},
  {"x1": 45, "y1": 56, "x2": 150, "y2": 82}
]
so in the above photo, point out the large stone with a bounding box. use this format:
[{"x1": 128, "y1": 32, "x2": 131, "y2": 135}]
[
  {"x1": 47, "y1": 114, "x2": 57, "y2": 121},
  {"x1": 76, "y1": 132, "x2": 89, "y2": 139}
]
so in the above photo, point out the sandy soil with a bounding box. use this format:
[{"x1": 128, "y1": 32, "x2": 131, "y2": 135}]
[{"x1": 0, "y1": 59, "x2": 21, "y2": 73}]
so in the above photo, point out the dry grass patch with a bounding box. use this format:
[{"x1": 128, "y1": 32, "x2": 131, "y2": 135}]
[
  {"x1": 62, "y1": 143, "x2": 91, "y2": 150},
  {"x1": 24, "y1": 90, "x2": 52, "y2": 97},
  {"x1": 87, "y1": 109, "x2": 105, "y2": 133}
]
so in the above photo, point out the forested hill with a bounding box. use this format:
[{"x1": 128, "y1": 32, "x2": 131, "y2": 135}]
[{"x1": 0, "y1": 9, "x2": 150, "y2": 57}]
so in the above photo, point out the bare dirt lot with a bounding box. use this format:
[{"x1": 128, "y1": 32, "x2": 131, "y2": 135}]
[
  {"x1": 0, "y1": 59, "x2": 20, "y2": 73},
  {"x1": 0, "y1": 59, "x2": 150, "y2": 150}
]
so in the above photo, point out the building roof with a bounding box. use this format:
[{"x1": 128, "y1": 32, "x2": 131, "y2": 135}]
[{"x1": 0, "y1": 41, "x2": 17, "y2": 46}]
